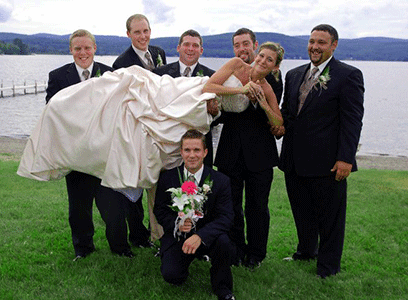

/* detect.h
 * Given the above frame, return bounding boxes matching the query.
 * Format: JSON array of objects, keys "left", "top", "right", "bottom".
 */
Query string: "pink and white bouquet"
[{"left": 167, "top": 172, "right": 213, "bottom": 237}]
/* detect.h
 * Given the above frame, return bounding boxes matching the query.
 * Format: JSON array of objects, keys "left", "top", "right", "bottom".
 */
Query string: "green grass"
[{"left": 1, "top": 159, "right": 407, "bottom": 299}]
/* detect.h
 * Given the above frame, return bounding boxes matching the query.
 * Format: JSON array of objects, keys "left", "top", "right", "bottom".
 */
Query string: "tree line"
[{"left": 0, "top": 38, "right": 30, "bottom": 55}]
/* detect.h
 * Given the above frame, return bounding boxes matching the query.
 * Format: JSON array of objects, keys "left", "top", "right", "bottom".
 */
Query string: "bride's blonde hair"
[
  {"left": 258, "top": 42, "right": 285, "bottom": 81},
  {"left": 258, "top": 42, "right": 285, "bottom": 67}
]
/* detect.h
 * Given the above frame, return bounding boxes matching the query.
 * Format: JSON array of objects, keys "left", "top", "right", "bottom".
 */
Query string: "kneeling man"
[{"left": 154, "top": 129, "right": 235, "bottom": 300}]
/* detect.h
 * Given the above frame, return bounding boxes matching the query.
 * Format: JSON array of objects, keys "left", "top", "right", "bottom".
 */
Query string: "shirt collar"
[
  {"left": 132, "top": 44, "right": 151, "bottom": 64},
  {"left": 309, "top": 56, "right": 332, "bottom": 78},
  {"left": 179, "top": 61, "right": 198, "bottom": 76},
  {"left": 184, "top": 165, "right": 204, "bottom": 184},
  {"left": 75, "top": 62, "right": 94, "bottom": 81}
]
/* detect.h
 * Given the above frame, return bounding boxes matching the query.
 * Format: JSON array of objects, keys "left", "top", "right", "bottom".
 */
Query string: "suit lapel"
[
  {"left": 91, "top": 62, "right": 100, "bottom": 78},
  {"left": 299, "top": 60, "right": 335, "bottom": 114},
  {"left": 149, "top": 46, "right": 159, "bottom": 67},
  {"left": 66, "top": 63, "right": 81, "bottom": 85},
  {"left": 169, "top": 62, "right": 181, "bottom": 77},
  {"left": 127, "top": 46, "right": 143, "bottom": 66},
  {"left": 198, "top": 166, "right": 210, "bottom": 187},
  {"left": 291, "top": 64, "right": 309, "bottom": 114},
  {"left": 192, "top": 64, "right": 202, "bottom": 77}
]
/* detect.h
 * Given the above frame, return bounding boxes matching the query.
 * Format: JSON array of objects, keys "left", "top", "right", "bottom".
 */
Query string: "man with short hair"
[
  {"left": 113, "top": 14, "right": 167, "bottom": 248},
  {"left": 154, "top": 129, "right": 235, "bottom": 300},
  {"left": 113, "top": 14, "right": 166, "bottom": 70},
  {"left": 213, "top": 28, "right": 282, "bottom": 268},
  {"left": 279, "top": 24, "right": 364, "bottom": 278},
  {"left": 154, "top": 29, "right": 216, "bottom": 166},
  {"left": 45, "top": 29, "right": 134, "bottom": 260},
  {"left": 232, "top": 27, "right": 283, "bottom": 102}
]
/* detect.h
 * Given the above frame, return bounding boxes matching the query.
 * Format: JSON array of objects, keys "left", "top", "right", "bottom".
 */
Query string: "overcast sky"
[{"left": 1, "top": 0, "right": 407, "bottom": 39}]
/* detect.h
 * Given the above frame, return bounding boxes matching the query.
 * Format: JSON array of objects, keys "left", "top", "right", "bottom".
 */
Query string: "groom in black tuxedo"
[
  {"left": 213, "top": 28, "right": 282, "bottom": 268},
  {"left": 113, "top": 14, "right": 166, "bottom": 71},
  {"left": 279, "top": 24, "right": 364, "bottom": 278},
  {"left": 154, "top": 29, "right": 216, "bottom": 167},
  {"left": 154, "top": 129, "right": 235, "bottom": 300},
  {"left": 46, "top": 29, "right": 134, "bottom": 260}
]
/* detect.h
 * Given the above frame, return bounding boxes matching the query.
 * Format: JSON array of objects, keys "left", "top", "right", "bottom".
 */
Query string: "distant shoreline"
[{"left": 1, "top": 136, "right": 407, "bottom": 171}]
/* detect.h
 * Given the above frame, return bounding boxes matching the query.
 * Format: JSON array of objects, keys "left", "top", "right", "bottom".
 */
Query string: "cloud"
[
  {"left": 142, "top": 0, "right": 175, "bottom": 24},
  {"left": 0, "top": 0, "right": 13, "bottom": 22}
]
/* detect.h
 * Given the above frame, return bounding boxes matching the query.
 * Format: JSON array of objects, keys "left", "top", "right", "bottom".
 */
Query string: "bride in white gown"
[
  {"left": 203, "top": 41, "right": 284, "bottom": 126},
  {"left": 17, "top": 42, "right": 283, "bottom": 191},
  {"left": 17, "top": 66, "right": 217, "bottom": 190}
]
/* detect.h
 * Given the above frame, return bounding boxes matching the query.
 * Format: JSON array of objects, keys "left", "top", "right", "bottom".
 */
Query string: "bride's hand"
[
  {"left": 242, "top": 81, "right": 262, "bottom": 102},
  {"left": 256, "top": 89, "right": 270, "bottom": 110}
]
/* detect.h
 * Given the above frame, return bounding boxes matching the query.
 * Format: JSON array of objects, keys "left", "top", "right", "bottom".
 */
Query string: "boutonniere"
[
  {"left": 315, "top": 66, "right": 330, "bottom": 90},
  {"left": 156, "top": 54, "right": 164, "bottom": 67},
  {"left": 167, "top": 169, "right": 213, "bottom": 237},
  {"left": 196, "top": 69, "right": 204, "bottom": 77},
  {"left": 95, "top": 68, "right": 101, "bottom": 77}
]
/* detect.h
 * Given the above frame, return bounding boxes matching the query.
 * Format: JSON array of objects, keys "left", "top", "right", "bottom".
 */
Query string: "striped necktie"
[{"left": 297, "top": 67, "right": 319, "bottom": 114}]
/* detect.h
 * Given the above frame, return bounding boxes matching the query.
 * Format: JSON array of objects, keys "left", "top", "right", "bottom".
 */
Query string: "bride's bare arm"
[
  {"left": 256, "top": 82, "right": 283, "bottom": 126},
  {"left": 202, "top": 58, "right": 255, "bottom": 96}
]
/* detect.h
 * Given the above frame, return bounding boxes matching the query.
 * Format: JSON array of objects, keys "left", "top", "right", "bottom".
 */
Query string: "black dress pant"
[
  {"left": 66, "top": 171, "right": 131, "bottom": 256},
  {"left": 218, "top": 150, "right": 273, "bottom": 262},
  {"left": 160, "top": 233, "right": 233, "bottom": 298},
  {"left": 125, "top": 192, "right": 150, "bottom": 246},
  {"left": 284, "top": 170, "right": 347, "bottom": 277}
]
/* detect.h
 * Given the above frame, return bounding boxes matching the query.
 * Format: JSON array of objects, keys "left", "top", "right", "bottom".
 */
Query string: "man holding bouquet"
[{"left": 154, "top": 129, "right": 236, "bottom": 300}]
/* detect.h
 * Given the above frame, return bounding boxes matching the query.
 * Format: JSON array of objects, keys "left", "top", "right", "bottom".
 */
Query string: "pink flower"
[
  {"left": 178, "top": 211, "right": 185, "bottom": 218},
  {"left": 181, "top": 181, "right": 198, "bottom": 195}
]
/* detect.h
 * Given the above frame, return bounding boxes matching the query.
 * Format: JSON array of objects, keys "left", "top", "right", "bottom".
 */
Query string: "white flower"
[
  {"left": 172, "top": 194, "right": 189, "bottom": 210},
  {"left": 202, "top": 184, "right": 211, "bottom": 193}
]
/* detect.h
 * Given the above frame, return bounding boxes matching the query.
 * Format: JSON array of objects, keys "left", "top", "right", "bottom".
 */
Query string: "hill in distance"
[{"left": 1, "top": 31, "right": 407, "bottom": 61}]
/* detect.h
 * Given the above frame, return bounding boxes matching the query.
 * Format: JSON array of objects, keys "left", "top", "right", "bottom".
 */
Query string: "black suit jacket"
[
  {"left": 154, "top": 165, "right": 233, "bottom": 253},
  {"left": 153, "top": 61, "right": 215, "bottom": 78},
  {"left": 112, "top": 45, "right": 167, "bottom": 70},
  {"left": 153, "top": 61, "right": 215, "bottom": 167},
  {"left": 279, "top": 57, "right": 364, "bottom": 176},
  {"left": 45, "top": 62, "right": 113, "bottom": 103},
  {"left": 213, "top": 67, "right": 282, "bottom": 173},
  {"left": 265, "top": 71, "right": 283, "bottom": 104}
]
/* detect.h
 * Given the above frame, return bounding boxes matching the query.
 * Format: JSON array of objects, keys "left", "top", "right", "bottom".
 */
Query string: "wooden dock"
[{"left": 0, "top": 80, "right": 47, "bottom": 98}]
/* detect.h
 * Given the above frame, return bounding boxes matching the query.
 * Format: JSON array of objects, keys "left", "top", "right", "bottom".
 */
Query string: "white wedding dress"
[
  {"left": 17, "top": 66, "right": 216, "bottom": 190},
  {"left": 218, "top": 75, "right": 250, "bottom": 113}
]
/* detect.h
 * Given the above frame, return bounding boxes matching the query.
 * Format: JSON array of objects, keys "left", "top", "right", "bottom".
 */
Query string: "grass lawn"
[{"left": 1, "top": 158, "right": 407, "bottom": 299}]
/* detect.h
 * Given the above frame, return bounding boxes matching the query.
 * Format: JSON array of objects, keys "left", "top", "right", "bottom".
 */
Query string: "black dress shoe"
[
  {"left": 292, "top": 251, "right": 317, "bottom": 261},
  {"left": 218, "top": 293, "right": 236, "bottom": 300},
  {"left": 244, "top": 257, "right": 261, "bottom": 270},
  {"left": 73, "top": 255, "right": 85, "bottom": 262},
  {"left": 116, "top": 250, "right": 134, "bottom": 258},
  {"left": 197, "top": 254, "right": 210, "bottom": 262},
  {"left": 132, "top": 240, "right": 155, "bottom": 248}
]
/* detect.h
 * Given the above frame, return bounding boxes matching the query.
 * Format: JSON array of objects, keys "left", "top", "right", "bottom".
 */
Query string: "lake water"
[{"left": 1, "top": 55, "right": 407, "bottom": 157}]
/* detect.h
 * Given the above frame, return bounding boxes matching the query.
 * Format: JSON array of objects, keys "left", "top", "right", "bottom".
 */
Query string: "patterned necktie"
[
  {"left": 297, "top": 67, "right": 319, "bottom": 114},
  {"left": 182, "top": 67, "right": 191, "bottom": 77},
  {"left": 82, "top": 69, "right": 90, "bottom": 80},
  {"left": 145, "top": 52, "right": 154, "bottom": 70},
  {"left": 187, "top": 174, "right": 196, "bottom": 184}
]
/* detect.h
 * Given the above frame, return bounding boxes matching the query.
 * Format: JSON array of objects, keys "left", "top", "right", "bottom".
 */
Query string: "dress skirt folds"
[{"left": 17, "top": 66, "right": 215, "bottom": 190}]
